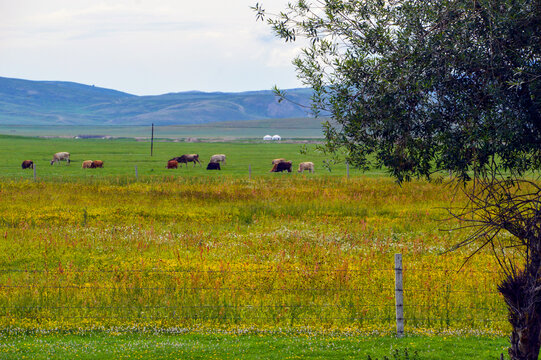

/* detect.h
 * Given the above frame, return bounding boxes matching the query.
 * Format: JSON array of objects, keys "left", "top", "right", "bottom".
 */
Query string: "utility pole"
[{"left": 151, "top": 123, "right": 154, "bottom": 156}]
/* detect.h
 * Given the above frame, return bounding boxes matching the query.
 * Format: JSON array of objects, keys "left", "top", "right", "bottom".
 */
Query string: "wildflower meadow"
[{"left": 0, "top": 136, "right": 513, "bottom": 358}]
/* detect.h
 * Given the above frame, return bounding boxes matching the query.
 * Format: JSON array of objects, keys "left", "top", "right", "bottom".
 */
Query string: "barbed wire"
[
  {"left": 0, "top": 313, "right": 509, "bottom": 323},
  {"left": 0, "top": 267, "right": 502, "bottom": 274},
  {"left": 0, "top": 264, "right": 508, "bottom": 328},
  {"left": 0, "top": 304, "right": 507, "bottom": 311},
  {"left": 0, "top": 284, "right": 392, "bottom": 292}
]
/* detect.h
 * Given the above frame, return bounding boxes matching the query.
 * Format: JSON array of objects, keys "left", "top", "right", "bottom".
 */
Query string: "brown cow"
[
  {"left": 170, "top": 154, "right": 201, "bottom": 167},
  {"left": 271, "top": 161, "right": 292, "bottom": 173},
  {"left": 21, "top": 160, "right": 33, "bottom": 169},
  {"left": 91, "top": 160, "right": 104, "bottom": 168},
  {"left": 167, "top": 160, "right": 179, "bottom": 169},
  {"left": 82, "top": 160, "right": 93, "bottom": 169}
]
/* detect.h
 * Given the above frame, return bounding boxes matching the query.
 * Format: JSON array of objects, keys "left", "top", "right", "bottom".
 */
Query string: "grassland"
[
  {"left": 0, "top": 135, "right": 514, "bottom": 358},
  {"left": 0, "top": 133, "right": 377, "bottom": 181},
  {"left": 0, "top": 332, "right": 509, "bottom": 359}
]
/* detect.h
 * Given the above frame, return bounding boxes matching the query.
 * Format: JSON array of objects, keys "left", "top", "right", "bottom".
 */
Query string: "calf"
[
  {"left": 167, "top": 160, "right": 179, "bottom": 169},
  {"left": 21, "top": 160, "right": 33, "bottom": 169}
]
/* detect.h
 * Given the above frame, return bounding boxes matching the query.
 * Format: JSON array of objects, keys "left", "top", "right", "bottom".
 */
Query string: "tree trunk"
[
  {"left": 500, "top": 254, "right": 541, "bottom": 360},
  {"left": 508, "top": 308, "right": 541, "bottom": 360}
]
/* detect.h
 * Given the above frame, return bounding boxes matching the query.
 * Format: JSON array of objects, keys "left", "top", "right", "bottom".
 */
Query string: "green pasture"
[
  {"left": 0, "top": 134, "right": 382, "bottom": 180},
  {"left": 0, "top": 332, "right": 509, "bottom": 359}
]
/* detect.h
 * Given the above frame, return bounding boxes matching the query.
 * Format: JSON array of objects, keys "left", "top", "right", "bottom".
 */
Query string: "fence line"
[
  {"left": 0, "top": 253, "right": 508, "bottom": 334},
  {"left": 0, "top": 268, "right": 502, "bottom": 274}
]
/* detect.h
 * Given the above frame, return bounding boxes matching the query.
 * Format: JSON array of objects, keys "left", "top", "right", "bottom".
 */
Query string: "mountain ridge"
[{"left": 0, "top": 76, "right": 314, "bottom": 126}]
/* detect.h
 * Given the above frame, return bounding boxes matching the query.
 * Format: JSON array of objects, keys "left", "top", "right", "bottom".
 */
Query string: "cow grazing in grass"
[
  {"left": 206, "top": 162, "right": 221, "bottom": 170},
  {"left": 210, "top": 154, "right": 226, "bottom": 164},
  {"left": 170, "top": 154, "right": 201, "bottom": 167},
  {"left": 21, "top": 160, "right": 33, "bottom": 169},
  {"left": 167, "top": 160, "right": 179, "bottom": 169},
  {"left": 82, "top": 160, "right": 93, "bottom": 169},
  {"left": 272, "top": 158, "right": 286, "bottom": 165},
  {"left": 50, "top": 152, "right": 70, "bottom": 165},
  {"left": 271, "top": 161, "right": 292, "bottom": 173},
  {"left": 91, "top": 160, "right": 103, "bottom": 168},
  {"left": 298, "top": 162, "right": 314, "bottom": 173}
]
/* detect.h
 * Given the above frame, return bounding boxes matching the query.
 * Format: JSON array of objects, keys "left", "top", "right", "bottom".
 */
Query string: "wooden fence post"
[
  {"left": 395, "top": 253, "right": 404, "bottom": 337},
  {"left": 346, "top": 162, "right": 350, "bottom": 178},
  {"left": 249, "top": 164, "right": 252, "bottom": 180},
  {"left": 33, "top": 164, "right": 36, "bottom": 182},
  {"left": 135, "top": 165, "right": 138, "bottom": 181}
]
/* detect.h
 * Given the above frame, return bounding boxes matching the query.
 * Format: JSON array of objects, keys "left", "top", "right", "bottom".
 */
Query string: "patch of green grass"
[{"left": 0, "top": 332, "right": 510, "bottom": 359}]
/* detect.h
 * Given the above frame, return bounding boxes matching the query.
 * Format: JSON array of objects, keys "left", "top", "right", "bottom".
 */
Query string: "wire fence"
[{"left": 0, "top": 256, "right": 508, "bottom": 331}]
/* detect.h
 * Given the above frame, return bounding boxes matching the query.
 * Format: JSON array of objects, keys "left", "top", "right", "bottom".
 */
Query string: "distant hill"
[{"left": 0, "top": 77, "right": 315, "bottom": 126}]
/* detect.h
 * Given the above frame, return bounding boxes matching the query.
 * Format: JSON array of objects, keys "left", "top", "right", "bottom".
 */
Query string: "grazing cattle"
[
  {"left": 91, "top": 160, "right": 104, "bottom": 168},
  {"left": 298, "top": 162, "right": 314, "bottom": 173},
  {"left": 21, "top": 160, "right": 33, "bottom": 169},
  {"left": 167, "top": 160, "right": 179, "bottom": 169},
  {"left": 170, "top": 154, "right": 201, "bottom": 167},
  {"left": 272, "top": 158, "right": 286, "bottom": 165},
  {"left": 206, "top": 162, "right": 221, "bottom": 170},
  {"left": 210, "top": 154, "right": 226, "bottom": 164},
  {"left": 271, "top": 161, "right": 292, "bottom": 173},
  {"left": 82, "top": 160, "right": 93, "bottom": 169},
  {"left": 50, "top": 152, "right": 70, "bottom": 165}
]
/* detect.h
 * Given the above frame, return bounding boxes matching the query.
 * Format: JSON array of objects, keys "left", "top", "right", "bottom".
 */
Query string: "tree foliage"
[
  {"left": 257, "top": 1, "right": 541, "bottom": 358},
  {"left": 255, "top": 0, "right": 541, "bottom": 182}
]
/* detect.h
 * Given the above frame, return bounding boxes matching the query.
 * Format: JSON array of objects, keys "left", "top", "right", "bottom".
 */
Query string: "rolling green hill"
[{"left": 0, "top": 77, "right": 314, "bottom": 126}]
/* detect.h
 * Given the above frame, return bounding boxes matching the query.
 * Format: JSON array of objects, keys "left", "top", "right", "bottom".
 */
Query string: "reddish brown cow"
[
  {"left": 167, "top": 160, "right": 179, "bottom": 169},
  {"left": 91, "top": 160, "right": 104, "bottom": 168},
  {"left": 21, "top": 160, "right": 33, "bottom": 169}
]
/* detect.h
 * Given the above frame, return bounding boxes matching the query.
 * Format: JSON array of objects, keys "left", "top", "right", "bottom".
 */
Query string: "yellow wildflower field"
[{"left": 0, "top": 177, "right": 508, "bottom": 334}]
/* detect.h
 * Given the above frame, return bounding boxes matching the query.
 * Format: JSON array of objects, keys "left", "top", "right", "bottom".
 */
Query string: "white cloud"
[{"left": 0, "top": 0, "right": 305, "bottom": 94}]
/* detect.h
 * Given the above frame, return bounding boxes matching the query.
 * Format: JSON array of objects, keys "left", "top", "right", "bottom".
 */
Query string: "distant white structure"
[
  {"left": 263, "top": 135, "right": 272, "bottom": 141},
  {"left": 272, "top": 135, "right": 281, "bottom": 141}
]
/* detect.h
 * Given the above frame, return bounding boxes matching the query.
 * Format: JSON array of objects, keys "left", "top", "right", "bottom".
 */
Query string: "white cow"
[
  {"left": 298, "top": 162, "right": 314, "bottom": 173},
  {"left": 50, "top": 152, "right": 70, "bottom": 165},
  {"left": 210, "top": 154, "right": 226, "bottom": 164}
]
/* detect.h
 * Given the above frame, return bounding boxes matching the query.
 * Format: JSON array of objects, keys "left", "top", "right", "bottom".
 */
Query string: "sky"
[{"left": 0, "top": 0, "right": 305, "bottom": 95}]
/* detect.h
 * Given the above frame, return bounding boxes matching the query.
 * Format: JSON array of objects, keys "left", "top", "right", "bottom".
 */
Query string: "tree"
[{"left": 255, "top": 0, "right": 541, "bottom": 358}]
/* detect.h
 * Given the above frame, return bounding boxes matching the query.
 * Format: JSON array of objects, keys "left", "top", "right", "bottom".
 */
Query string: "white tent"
[
  {"left": 263, "top": 135, "right": 272, "bottom": 141},
  {"left": 272, "top": 135, "right": 281, "bottom": 141}
]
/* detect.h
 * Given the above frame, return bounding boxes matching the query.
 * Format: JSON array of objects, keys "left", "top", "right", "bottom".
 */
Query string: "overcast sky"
[{"left": 0, "top": 0, "right": 304, "bottom": 95}]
